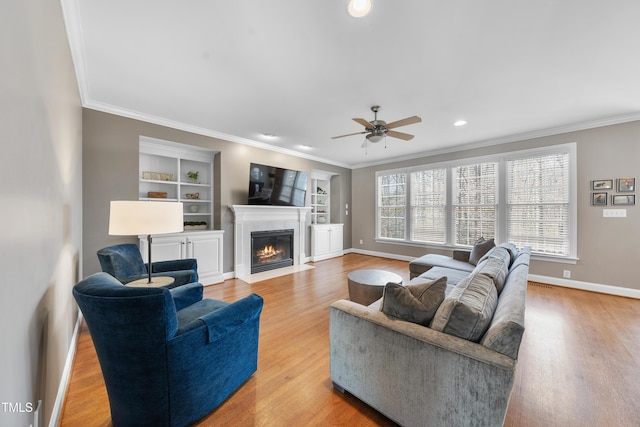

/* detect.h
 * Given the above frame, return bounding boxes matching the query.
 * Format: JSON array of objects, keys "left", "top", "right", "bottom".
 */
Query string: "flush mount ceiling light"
[{"left": 348, "top": 0, "right": 372, "bottom": 17}]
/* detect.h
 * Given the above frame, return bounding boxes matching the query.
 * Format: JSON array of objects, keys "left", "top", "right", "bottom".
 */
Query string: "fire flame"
[{"left": 256, "top": 245, "right": 285, "bottom": 263}]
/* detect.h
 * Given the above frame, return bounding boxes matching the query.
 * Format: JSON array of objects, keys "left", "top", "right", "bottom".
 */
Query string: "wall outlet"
[
  {"left": 563, "top": 270, "right": 571, "bottom": 279},
  {"left": 359, "top": 239, "right": 363, "bottom": 245}
]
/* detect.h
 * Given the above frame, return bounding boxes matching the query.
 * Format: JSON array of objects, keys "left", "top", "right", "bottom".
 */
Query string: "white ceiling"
[{"left": 63, "top": 0, "right": 640, "bottom": 168}]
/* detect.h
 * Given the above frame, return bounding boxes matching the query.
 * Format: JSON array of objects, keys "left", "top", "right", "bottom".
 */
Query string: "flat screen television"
[{"left": 248, "top": 163, "right": 308, "bottom": 207}]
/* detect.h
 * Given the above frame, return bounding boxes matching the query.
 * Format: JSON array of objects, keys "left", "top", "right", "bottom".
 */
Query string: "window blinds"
[{"left": 507, "top": 152, "right": 570, "bottom": 255}]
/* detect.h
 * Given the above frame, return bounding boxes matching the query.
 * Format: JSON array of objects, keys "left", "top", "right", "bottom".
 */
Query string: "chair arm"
[
  {"left": 452, "top": 250, "right": 471, "bottom": 262},
  {"left": 148, "top": 258, "right": 198, "bottom": 273},
  {"left": 169, "top": 282, "right": 203, "bottom": 311},
  {"left": 198, "top": 294, "right": 264, "bottom": 344}
]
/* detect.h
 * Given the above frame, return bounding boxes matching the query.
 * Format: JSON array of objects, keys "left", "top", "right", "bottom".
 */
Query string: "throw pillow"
[
  {"left": 380, "top": 277, "right": 447, "bottom": 326},
  {"left": 469, "top": 237, "right": 495, "bottom": 265},
  {"left": 473, "top": 256, "right": 509, "bottom": 293},
  {"left": 498, "top": 242, "right": 518, "bottom": 266},
  {"left": 430, "top": 273, "right": 498, "bottom": 342}
]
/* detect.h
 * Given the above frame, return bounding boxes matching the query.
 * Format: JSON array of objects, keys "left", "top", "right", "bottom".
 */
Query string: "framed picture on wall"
[
  {"left": 612, "top": 194, "right": 635, "bottom": 206},
  {"left": 592, "top": 179, "right": 613, "bottom": 190},
  {"left": 617, "top": 178, "right": 635, "bottom": 192},
  {"left": 591, "top": 192, "right": 608, "bottom": 206}
]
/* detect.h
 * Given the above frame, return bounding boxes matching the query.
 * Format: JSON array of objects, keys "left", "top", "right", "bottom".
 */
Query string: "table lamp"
[{"left": 108, "top": 200, "right": 184, "bottom": 284}]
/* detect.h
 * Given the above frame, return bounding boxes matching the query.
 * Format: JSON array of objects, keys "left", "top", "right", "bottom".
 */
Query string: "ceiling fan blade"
[
  {"left": 386, "top": 130, "right": 415, "bottom": 141},
  {"left": 352, "top": 118, "right": 373, "bottom": 128},
  {"left": 331, "top": 131, "right": 367, "bottom": 139},
  {"left": 385, "top": 115, "right": 422, "bottom": 129}
]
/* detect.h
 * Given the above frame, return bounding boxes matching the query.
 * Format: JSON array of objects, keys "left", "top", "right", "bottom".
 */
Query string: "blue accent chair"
[
  {"left": 73, "top": 272, "right": 264, "bottom": 427},
  {"left": 97, "top": 243, "right": 198, "bottom": 288}
]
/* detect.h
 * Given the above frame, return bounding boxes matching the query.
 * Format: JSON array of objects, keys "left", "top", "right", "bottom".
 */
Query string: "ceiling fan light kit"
[{"left": 332, "top": 105, "right": 422, "bottom": 151}]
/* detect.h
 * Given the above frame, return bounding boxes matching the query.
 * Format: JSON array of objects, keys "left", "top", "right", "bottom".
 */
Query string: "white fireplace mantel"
[{"left": 230, "top": 205, "right": 312, "bottom": 279}]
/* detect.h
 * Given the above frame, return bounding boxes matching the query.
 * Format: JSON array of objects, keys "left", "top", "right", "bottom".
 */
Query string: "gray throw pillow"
[
  {"left": 473, "top": 256, "right": 509, "bottom": 293},
  {"left": 469, "top": 237, "right": 495, "bottom": 265},
  {"left": 380, "top": 277, "right": 447, "bottom": 326},
  {"left": 430, "top": 273, "right": 498, "bottom": 342}
]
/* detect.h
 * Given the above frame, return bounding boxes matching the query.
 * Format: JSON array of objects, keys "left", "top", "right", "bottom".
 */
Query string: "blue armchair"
[
  {"left": 73, "top": 272, "right": 264, "bottom": 427},
  {"left": 97, "top": 243, "right": 198, "bottom": 288}
]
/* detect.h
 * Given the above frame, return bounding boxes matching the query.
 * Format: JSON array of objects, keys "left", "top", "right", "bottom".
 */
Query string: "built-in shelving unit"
[
  {"left": 310, "top": 170, "right": 335, "bottom": 224},
  {"left": 139, "top": 137, "right": 215, "bottom": 229}
]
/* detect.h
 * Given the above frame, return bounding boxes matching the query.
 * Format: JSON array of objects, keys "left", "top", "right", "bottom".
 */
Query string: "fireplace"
[{"left": 251, "top": 229, "right": 294, "bottom": 274}]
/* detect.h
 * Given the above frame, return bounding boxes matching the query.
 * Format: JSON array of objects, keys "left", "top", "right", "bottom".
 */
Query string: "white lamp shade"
[{"left": 109, "top": 201, "right": 184, "bottom": 236}]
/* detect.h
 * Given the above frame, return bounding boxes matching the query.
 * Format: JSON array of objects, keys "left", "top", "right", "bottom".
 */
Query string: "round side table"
[
  {"left": 126, "top": 276, "right": 175, "bottom": 288},
  {"left": 347, "top": 269, "right": 403, "bottom": 306}
]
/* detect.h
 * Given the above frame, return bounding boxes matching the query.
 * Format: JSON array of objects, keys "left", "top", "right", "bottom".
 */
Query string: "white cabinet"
[
  {"left": 310, "top": 224, "right": 344, "bottom": 261},
  {"left": 139, "top": 230, "right": 224, "bottom": 285},
  {"left": 139, "top": 137, "right": 216, "bottom": 230}
]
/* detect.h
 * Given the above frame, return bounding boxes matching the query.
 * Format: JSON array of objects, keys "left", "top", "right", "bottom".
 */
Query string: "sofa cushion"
[
  {"left": 409, "top": 254, "right": 475, "bottom": 278},
  {"left": 380, "top": 277, "right": 447, "bottom": 326},
  {"left": 473, "top": 256, "right": 509, "bottom": 293},
  {"left": 469, "top": 237, "right": 495, "bottom": 265},
  {"left": 430, "top": 273, "right": 498, "bottom": 342},
  {"left": 478, "top": 246, "right": 511, "bottom": 268},
  {"left": 416, "top": 267, "right": 470, "bottom": 289},
  {"left": 497, "top": 242, "right": 518, "bottom": 266}
]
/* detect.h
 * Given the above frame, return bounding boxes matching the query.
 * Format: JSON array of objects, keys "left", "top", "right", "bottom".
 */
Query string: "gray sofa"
[{"left": 330, "top": 244, "right": 530, "bottom": 427}]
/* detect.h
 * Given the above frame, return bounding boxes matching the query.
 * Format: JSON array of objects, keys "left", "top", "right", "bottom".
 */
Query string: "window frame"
[{"left": 375, "top": 143, "right": 577, "bottom": 262}]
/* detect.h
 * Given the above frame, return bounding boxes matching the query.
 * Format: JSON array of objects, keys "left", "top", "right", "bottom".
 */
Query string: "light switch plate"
[{"left": 603, "top": 209, "right": 627, "bottom": 218}]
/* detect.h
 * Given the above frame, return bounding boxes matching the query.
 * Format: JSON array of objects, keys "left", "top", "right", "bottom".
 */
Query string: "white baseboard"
[
  {"left": 49, "top": 309, "right": 83, "bottom": 427},
  {"left": 349, "top": 248, "right": 640, "bottom": 299},
  {"left": 528, "top": 274, "right": 640, "bottom": 299},
  {"left": 348, "top": 247, "right": 416, "bottom": 262}
]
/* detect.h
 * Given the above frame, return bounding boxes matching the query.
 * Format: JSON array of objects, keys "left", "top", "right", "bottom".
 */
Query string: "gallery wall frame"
[
  {"left": 591, "top": 192, "right": 608, "bottom": 206},
  {"left": 617, "top": 178, "right": 635, "bottom": 192},
  {"left": 592, "top": 179, "right": 613, "bottom": 190},
  {"left": 612, "top": 194, "right": 635, "bottom": 206}
]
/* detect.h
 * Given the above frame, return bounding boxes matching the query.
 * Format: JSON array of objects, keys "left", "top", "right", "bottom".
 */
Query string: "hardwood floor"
[{"left": 60, "top": 254, "right": 640, "bottom": 426}]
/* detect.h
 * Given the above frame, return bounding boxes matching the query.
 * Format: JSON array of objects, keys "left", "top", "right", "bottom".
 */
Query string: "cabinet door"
[
  {"left": 140, "top": 236, "right": 185, "bottom": 263},
  {"left": 314, "top": 227, "right": 331, "bottom": 256},
  {"left": 329, "top": 226, "right": 344, "bottom": 253},
  {"left": 186, "top": 234, "right": 222, "bottom": 279}
]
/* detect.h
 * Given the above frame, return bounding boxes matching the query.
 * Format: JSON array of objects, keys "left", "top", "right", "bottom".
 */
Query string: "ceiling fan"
[{"left": 332, "top": 105, "right": 422, "bottom": 147}]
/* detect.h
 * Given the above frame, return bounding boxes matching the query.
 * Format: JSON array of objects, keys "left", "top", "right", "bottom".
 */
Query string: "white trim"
[
  {"left": 350, "top": 248, "right": 640, "bottom": 299},
  {"left": 349, "top": 247, "right": 416, "bottom": 262},
  {"left": 528, "top": 274, "right": 640, "bottom": 300},
  {"left": 350, "top": 113, "right": 640, "bottom": 169},
  {"left": 48, "top": 309, "right": 83, "bottom": 427}
]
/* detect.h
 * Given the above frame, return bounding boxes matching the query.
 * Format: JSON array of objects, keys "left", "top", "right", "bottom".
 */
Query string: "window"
[
  {"left": 507, "top": 152, "right": 570, "bottom": 256},
  {"left": 375, "top": 143, "right": 576, "bottom": 259},
  {"left": 453, "top": 162, "right": 497, "bottom": 246},
  {"left": 377, "top": 172, "right": 407, "bottom": 240},
  {"left": 410, "top": 168, "right": 447, "bottom": 244}
]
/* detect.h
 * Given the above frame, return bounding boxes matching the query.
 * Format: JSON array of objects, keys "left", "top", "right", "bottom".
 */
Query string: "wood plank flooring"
[{"left": 60, "top": 254, "right": 640, "bottom": 426}]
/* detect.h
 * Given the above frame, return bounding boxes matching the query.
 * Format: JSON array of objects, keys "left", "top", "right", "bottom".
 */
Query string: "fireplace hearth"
[{"left": 251, "top": 229, "right": 294, "bottom": 274}]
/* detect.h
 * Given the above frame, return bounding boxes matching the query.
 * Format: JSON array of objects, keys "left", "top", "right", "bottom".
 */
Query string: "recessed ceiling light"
[
  {"left": 454, "top": 120, "right": 467, "bottom": 127},
  {"left": 348, "top": 0, "right": 372, "bottom": 18},
  {"left": 299, "top": 144, "right": 313, "bottom": 150},
  {"left": 262, "top": 133, "right": 277, "bottom": 139}
]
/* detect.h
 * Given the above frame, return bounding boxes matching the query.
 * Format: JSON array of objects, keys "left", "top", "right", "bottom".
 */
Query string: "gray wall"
[
  {"left": 82, "top": 109, "right": 352, "bottom": 277},
  {"left": 353, "top": 121, "right": 640, "bottom": 291},
  {"left": 0, "top": 2, "right": 83, "bottom": 426}
]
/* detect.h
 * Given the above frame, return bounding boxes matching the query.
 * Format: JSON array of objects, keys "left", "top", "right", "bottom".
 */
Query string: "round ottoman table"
[{"left": 347, "top": 269, "right": 403, "bottom": 306}]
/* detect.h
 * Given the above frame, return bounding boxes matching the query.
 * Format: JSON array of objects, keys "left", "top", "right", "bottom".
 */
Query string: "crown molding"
[{"left": 350, "top": 112, "right": 640, "bottom": 169}]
